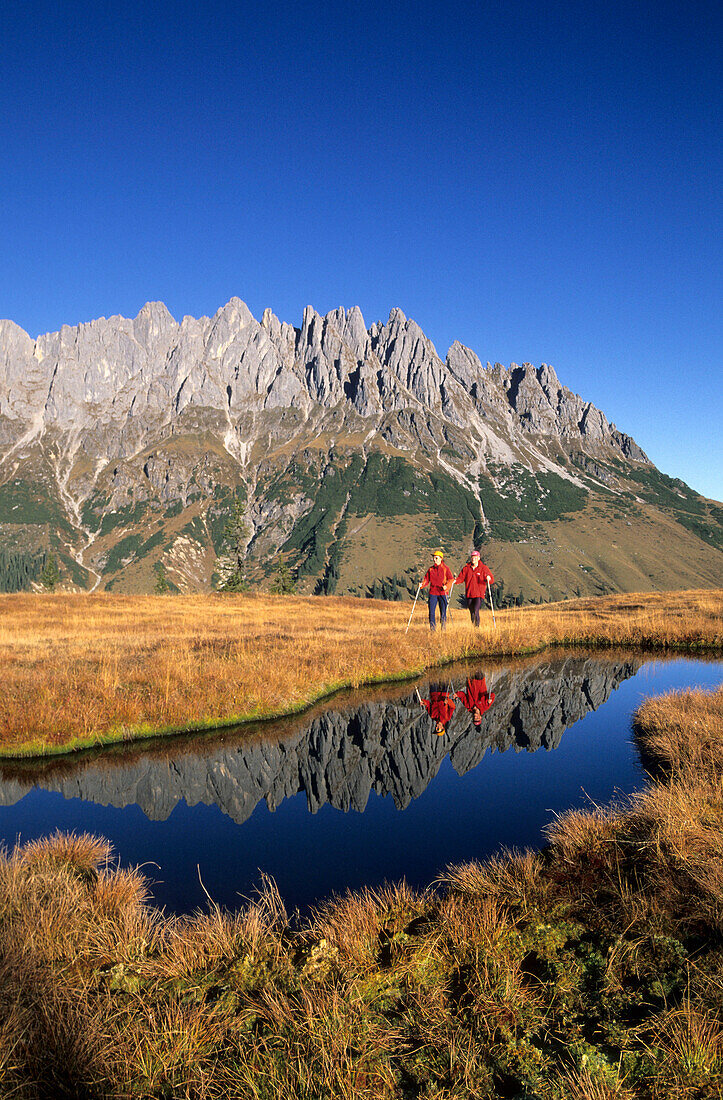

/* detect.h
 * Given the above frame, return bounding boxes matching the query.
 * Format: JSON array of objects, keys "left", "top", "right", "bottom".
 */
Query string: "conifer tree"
[
  {"left": 0, "top": 550, "right": 43, "bottom": 592},
  {"left": 153, "top": 562, "right": 170, "bottom": 594},
  {"left": 270, "top": 557, "right": 297, "bottom": 594},
  {"left": 40, "top": 553, "right": 60, "bottom": 591},
  {"left": 218, "top": 496, "right": 250, "bottom": 591}
]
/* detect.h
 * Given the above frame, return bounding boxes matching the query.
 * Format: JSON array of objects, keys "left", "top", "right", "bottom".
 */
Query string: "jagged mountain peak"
[
  {"left": 0, "top": 318, "right": 33, "bottom": 343},
  {"left": 0, "top": 320, "right": 35, "bottom": 368},
  {"left": 133, "top": 301, "right": 178, "bottom": 345}
]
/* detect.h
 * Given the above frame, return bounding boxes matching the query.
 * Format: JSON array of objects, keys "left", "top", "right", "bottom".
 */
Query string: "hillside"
[{"left": 0, "top": 299, "right": 721, "bottom": 598}]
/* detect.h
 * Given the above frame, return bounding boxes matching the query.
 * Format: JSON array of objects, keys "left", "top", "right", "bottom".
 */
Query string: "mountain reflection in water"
[{"left": 0, "top": 654, "right": 641, "bottom": 823}]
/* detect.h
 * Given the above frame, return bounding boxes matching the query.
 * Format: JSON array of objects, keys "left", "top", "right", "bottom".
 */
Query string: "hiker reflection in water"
[
  {"left": 419, "top": 682, "right": 456, "bottom": 736},
  {"left": 455, "top": 676, "right": 495, "bottom": 728}
]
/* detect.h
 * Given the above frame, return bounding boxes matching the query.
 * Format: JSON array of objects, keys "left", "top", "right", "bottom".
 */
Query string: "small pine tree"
[
  {"left": 221, "top": 570, "right": 250, "bottom": 593},
  {"left": 270, "top": 557, "right": 297, "bottom": 594},
  {"left": 40, "top": 552, "right": 60, "bottom": 591},
  {"left": 153, "top": 562, "right": 170, "bottom": 594},
  {"left": 218, "top": 496, "right": 250, "bottom": 591}
]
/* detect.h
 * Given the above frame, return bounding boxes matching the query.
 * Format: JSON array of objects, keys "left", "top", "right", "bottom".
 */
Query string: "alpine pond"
[{"left": 0, "top": 650, "right": 720, "bottom": 913}]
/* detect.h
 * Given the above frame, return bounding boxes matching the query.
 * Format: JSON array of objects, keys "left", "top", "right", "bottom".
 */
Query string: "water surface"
[{"left": 0, "top": 651, "right": 719, "bottom": 913}]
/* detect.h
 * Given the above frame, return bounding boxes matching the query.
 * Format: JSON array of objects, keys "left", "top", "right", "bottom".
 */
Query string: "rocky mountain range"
[
  {"left": 0, "top": 654, "right": 640, "bottom": 823},
  {"left": 0, "top": 299, "right": 721, "bottom": 599}
]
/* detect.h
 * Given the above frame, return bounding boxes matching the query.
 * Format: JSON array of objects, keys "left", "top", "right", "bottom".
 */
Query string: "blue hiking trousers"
[{"left": 428, "top": 593, "right": 448, "bottom": 631}]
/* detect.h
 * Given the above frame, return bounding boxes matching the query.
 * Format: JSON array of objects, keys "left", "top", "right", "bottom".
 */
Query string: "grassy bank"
[
  {"left": 0, "top": 587, "right": 721, "bottom": 757},
  {"left": 1, "top": 684, "right": 722, "bottom": 1098}
]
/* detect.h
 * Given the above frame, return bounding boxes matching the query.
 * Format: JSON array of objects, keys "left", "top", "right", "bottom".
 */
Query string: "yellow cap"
[{"left": 433, "top": 548, "right": 444, "bottom": 557}]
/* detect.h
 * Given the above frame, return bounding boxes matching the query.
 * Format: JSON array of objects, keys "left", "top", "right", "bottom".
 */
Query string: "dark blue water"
[{"left": 0, "top": 653, "right": 719, "bottom": 914}]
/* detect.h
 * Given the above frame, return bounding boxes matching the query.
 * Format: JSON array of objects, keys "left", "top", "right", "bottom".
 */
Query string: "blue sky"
[{"left": 2, "top": 0, "right": 721, "bottom": 499}]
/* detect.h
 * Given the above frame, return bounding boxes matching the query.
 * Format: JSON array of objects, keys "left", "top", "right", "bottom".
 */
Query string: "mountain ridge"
[{"left": 0, "top": 298, "right": 721, "bottom": 599}]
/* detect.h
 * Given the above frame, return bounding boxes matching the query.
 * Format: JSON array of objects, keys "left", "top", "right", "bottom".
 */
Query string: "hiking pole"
[
  {"left": 486, "top": 577, "right": 496, "bottom": 627},
  {"left": 445, "top": 580, "right": 455, "bottom": 624},
  {"left": 405, "top": 582, "right": 423, "bottom": 634}
]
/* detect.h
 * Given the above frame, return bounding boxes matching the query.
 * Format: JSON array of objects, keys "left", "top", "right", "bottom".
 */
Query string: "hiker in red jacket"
[
  {"left": 420, "top": 549, "right": 454, "bottom": 632},
  {"left": 419, "top": 683, "right": 456, "bottom": 736},
  {"left": 456, "top": 675, "right": 495, "bottom": 728},
  {"left": 455, "top": 549, "right": 494, "bottom": 628}
]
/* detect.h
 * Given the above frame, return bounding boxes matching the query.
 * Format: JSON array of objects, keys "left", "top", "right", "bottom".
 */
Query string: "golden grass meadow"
[{"left": 0, "top": 587, "right": 721, "bottom": 757}]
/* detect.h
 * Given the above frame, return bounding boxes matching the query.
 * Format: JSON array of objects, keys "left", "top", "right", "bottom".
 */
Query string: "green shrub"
[
  {"left": 282, "top": 453, "right": 484, "bottom": 581},
  {"left": 626, "top": 466, "right": 706, "bottom": 514},
  {"left": 180, "top": 517, "right": 207, "bottom": 544},
  {"left": 0, "top": 479, "right": 73, "bottom": 534},
  {"left": 479, "top": 465, "right": 588, "bottom": 540},
  {"left": 103, "top": 534, "right": 143, "bottom": 574},
  {"left": 98, "top": 501, "right": 149, "bottom": 537}
]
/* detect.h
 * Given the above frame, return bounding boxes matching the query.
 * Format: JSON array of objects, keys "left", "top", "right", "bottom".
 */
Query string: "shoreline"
[
  {"left": 0, "top": 588, "right": 720, "bottom": 760},
  {"left": 2, "top": 633, "right": 721, "bottom": 763}
]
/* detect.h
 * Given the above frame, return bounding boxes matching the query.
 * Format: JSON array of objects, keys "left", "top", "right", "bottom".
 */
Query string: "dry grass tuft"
[
  {"left": 624, "top": 779, "right": 723, "bottom": 933},
  {"left": 555, "top": 1064, "right": 636, "bottom": 1099},
  {"left": 440, "top": 848, "right": 542, "bottom": 911},
  {"left": 636, "top": 683, "right": 723, "bottom": 779},
  {"left": 544, "top": 805, "right": 622, "bottom": 863},
  {"left": 16, "top": 829, "right": 111, "bottom": 875},
  {"left": 309, "top": 887, "right": 392, "bottom": 973},
  {"left": 630, "top": 687, "right": 723, "bottom": 933},
  {"left": 645, "top": 1002, "right": 723, "bottom": 1097},
  {"left": 92, "top": 865, "right": 151, "bottom": 922}
]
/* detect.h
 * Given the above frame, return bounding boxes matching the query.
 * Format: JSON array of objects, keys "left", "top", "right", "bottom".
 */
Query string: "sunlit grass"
[
  {"left": 0, "top": 587, "right": 720, "bottom": 755},
  {"left": 635, "top": 683, "right": 723, "bottom": 779}
]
